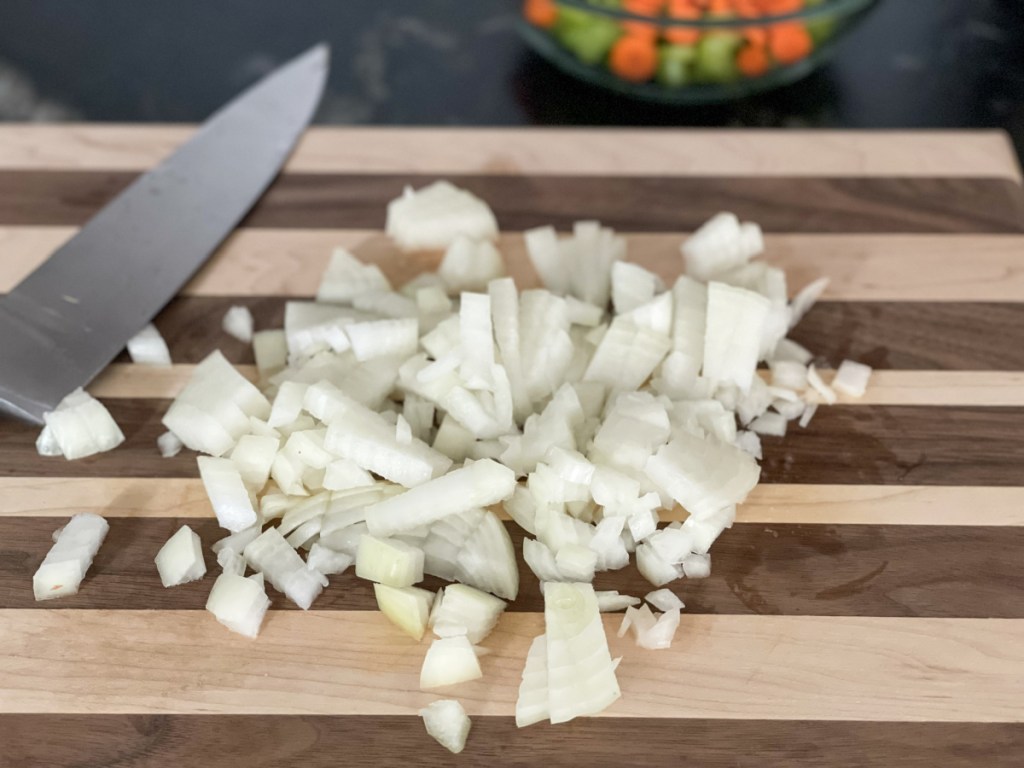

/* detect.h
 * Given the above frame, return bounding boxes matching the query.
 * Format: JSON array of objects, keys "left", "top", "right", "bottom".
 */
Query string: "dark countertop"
[{"left": 0, "top": 0, "right": 1022, "bottom": 159}]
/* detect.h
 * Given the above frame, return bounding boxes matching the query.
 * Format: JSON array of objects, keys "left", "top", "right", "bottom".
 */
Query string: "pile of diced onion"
[{"left": 34, "top": 181, "right": 871, "bottom": 754}]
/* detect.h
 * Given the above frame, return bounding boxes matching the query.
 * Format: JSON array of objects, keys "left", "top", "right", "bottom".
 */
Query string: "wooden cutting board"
[{"left": 2, "top": 127, "right": 1024, "bottom": 767}]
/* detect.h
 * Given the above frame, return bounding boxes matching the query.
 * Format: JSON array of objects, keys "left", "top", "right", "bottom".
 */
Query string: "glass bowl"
[{"left": 518, "top": 0, "right": 879, "bottom": 104}]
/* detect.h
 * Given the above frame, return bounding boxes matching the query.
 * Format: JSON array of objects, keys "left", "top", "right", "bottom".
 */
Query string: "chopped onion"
[
  {"left": 33, "top": 513, "right": 108, "bottom": 600},
  {"left": 252, "top": 329, "right": 288, "bottom": 376},
  {"left": 323, "top": 458, "right": 375, "bottom": 491},
  {"left": 681, "top": 552, "right": 711, "bottom": 579},
  {"left": 429, "top": 583, "right": 506, "bottom": 643},
  {"left": 364, "top": 459, "right": 516, "bottom": 538},
  {"left": 243, "top": 528, "right": 327, "bottom": 609},
  {"left": 515, "top": 634, "right": 550, "bottom": 727},
  {"left": 645, "top": 588, "right": 684, "bottom": 612},
  {"left": 596, "top": 590, "right": 641, "bottom": 612},
  {"left": 611, "top": 261, "right": 661, "bottom": 315},
  {"left": 154, "top": 524, "right": 207, "bottom": 587},
  {"left": 420, "top": 635, "right": 483, "bottom": 690},
  {"left": 749, "top": 411, "right": 787, "bottom": 437},
  {"left": 317, "top": 248, "right": 391, "bottom": 303},
  {"left": 211, "top": 524, "right": 261, "bottom": 556},
  {"left": 833, "top": 359, "right": 873, "bottom": 398},
  {"left": 543, "top": 581, "right": 620, "bottom": 724},
  {"left": 799, "top": 402, "right": 819, "bottom": 428},
  {"left": 39, "top": 388, "right": 125, "bottom": 460},
  {"left": 198, "top": 456, "right": 258, "bottom": 532},
  {"left": 157, "top": 430, "right": 183, "bottom": 458},
  {"left": 682, "top": 212, "right": 763, "bottom": 281},
  {"left": 387, "top": 181, "right": 498, "bottom": 252},
  {"left": 126, "top": 323, "right": 172, "bottom": 366},
  {"left": 636, "top": 607, "right": 680, "bottom": 650},
  {"left": 420, "top": 699, "right": 472, "bottom": 754},
  {"left": 375, "top": 582, "right": 435, "bottom": 640},
  {"left": 222, "top": 305, "right": 254, "bottom": 343},
  {"left": 345, "top": 318, "right": 419, "bottom": 362},
  {"left": 703, "top": 282, "right": 771, "bottom": 392},
  {"left": 205, "top": 572, "right": 270, "bottom": 638},
  {"left": 355, "top": 534, "right": 425, "bottom": 588},
  {"left": 439, "top": 235, "right": 505, "bottom": 293},
  {"left": 229, "top": 434, "right": 279, "bottom": 490},
  {"left": 217, "top": 547, "right": 246, "bottom": 576},
  {"left": 789, "top": 276, "right": 830, "bottom": 329},
  {"left": 806, "top": 364, "right": 838, "bottom": 405}
]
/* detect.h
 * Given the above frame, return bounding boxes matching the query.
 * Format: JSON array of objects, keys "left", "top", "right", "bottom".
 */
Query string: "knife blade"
[{"left": 0, "top": 44, "right": 329, "bottom": 425}]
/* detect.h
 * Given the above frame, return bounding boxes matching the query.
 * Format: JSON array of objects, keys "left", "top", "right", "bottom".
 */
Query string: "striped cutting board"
[{"left": 2, "top": 127, "right": 1024, "bottom": 767}]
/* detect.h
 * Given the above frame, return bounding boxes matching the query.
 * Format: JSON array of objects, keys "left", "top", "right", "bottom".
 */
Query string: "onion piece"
[
  {"left": 703, "top": 282, "right": 771, "bottom": 392},
  {"left": 316, "top": 248, "right": 391, "bottom": 304},
  {"left": 681, "top": 552, "right": 712, "bottom": 579},
  {"left": 33, "top": 513, "right": 108, "bottom": 601},
  {"left": 222, "top": 305, "right": 254, "bottom": 343},
  {"left": 126, "top": 323, "right": 172, "bottom": 366},
  {"left": 645, "top": 432, "right": 760, "bottom": 519},
  {"left": 682, "top": 212, "right": 763, "bottom": 281},
  {"left": 596, "top": 590, "right": 641, "bottom": 612},
  {"left": 799, "top": 402, "right": 819, "bottom": 428},
  {"left": 157, "top": 431, "right": 183, "bottom": 458},
  {"left": 374, "top": 583, "right": 435, "bottom": 640},
  {"left": 420, "top": 635, "right": 483, "bottom": 690},
  {"left": 420, "top": 699, "right": 472, "bottom": 754},
  {"left": 197, "top": 456, "right": 258, "bottom": 533},
  {"left": 515, "top": 634, "right": 550, "bottom": 728},
  {"left": 40, "top": 388, "right": 125, "bottom": 460},
  {"left": 789, "top": 277, "right": 830, "bottom": 329},
  {"left": 355, "top": 534, "right": 425, "bottom": 588},
  {"left": 229, "top": 434, "right": 279, "bottom": 490},
  {"left": 364, "top": 459, "right": 516, "bottom": 538},
  {"left": 216, "top": 547, "right": 246, "bottom": 576},
  {"left": 543, "top": 581, "right": 621, "bottom": 724},
  {"left": 806, "top": 364, "right": 838, "bottom": 405},
  {"left": 252, "top": 329, "right": 288, "bottom": 376},
  {"left": 833, "top": 359, "right": 873, "bottom": 398},
  {"left": 429, "top": 583, "right": 506, "bottom": 643},
  {"left": 439, "top": 235, "right": 505, "bottom": 293},
  {"left": 243, "top": 528, "right": 327, "bottom": 609},
  {"left": 386, "top": 181, "right": 498, "bottom": 252},
  {"left": 637, "top": 607, "right": 680, "bottom": 650},
  {"left": 749, "top": 412, "right": 787, "bottom": 437},
  {"left": 154, "top": 524, "right": 207, "bottom": 587},
  {"left": 645, "top": 588, "right": 685, "bottom": 612},
  {"left": 205, "top": 572, "right": 270, "bottom": 638},
  {"left": 611, "top": 261, "right": 661, "bottom": 314}
]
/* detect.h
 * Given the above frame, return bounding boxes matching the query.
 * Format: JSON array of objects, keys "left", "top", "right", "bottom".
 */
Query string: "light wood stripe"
[
  {"left": 6, "top": 227, "right": 1024, "bottom": 302},
  {"left": 0, "top": 126, "right": 1018, "bottom": 180},
  {"left": 2, "top": 478, "right": 1020, "bottom": 526},
  {"left": 1, "top": 611, "right": 1020, "bottom": 720},
  {"left": 87, "top": 364, "right": 1024, "bottom": 406}
]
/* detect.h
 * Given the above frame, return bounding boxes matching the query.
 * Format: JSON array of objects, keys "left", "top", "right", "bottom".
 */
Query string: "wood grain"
[
  {"left": 8, "top": 228, "right": 1024, "bottom": 302},
  {"left": 6, "top": 400, "right": 1024, "bottom": 485},
  {"left": 3, "top": 518, "right": 1022, "bottom": 617},
  {"left": 4, "top": 715, "right": 1022, "bottom": 768},
  {"left": 0, "top": 126, "right": 1017, "bottom": 179},
  {"left": 3, "top": 478, "right": 1021, "bottom": 526},
  {"left": 2, "top": 171, "right": 1023, "bottom": 233},
  {"left": 90, "top": 295, "right": 1024, "bottom": 370},
  {"left": 88, "top": 364, "right": 1024, "bottom": 406},
  {"left": 2, "top": 610, "right": 1022, "bottom": 720}
]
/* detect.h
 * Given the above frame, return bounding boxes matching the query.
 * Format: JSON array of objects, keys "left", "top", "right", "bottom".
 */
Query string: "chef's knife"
[{"left": 0, "top": 44, "right": 329, "bottom": 425}]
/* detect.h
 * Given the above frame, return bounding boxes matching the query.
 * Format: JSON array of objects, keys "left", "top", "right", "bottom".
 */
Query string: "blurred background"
[{"left": 0, "top": 0, "right": 1022, "bottom": 157}]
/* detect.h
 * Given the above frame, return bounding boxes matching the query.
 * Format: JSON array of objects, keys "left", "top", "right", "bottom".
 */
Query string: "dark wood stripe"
[
  {"left": 4, "top": 517, "right": 1022, "bottom": 617},
  {"left": 105, "top": 296, "right": 1024, "bottom": 371},
  {"left": 1, "top": 171, "right": 1023, "bottom": 232},
  {"left": 4, "top": 401, "right": 1024, "bottom": 486},
  {"left": 2, "top": 715, "right": 1021, "bottom": 768}
]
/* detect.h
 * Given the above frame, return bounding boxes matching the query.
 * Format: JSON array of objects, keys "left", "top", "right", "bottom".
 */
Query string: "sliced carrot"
[
  {"left": 524, "top": 0, "right": 558, "bottom": 29},
  {"left": 707, "top": 0, "right": 735, "bottom": 14},
  {"left": 737, "top": 44, "right": 770, "bottom": 77},
  {"left": 769, "top": 21, "right": 812, "bottom": 63},
  {"left": 608, "top": 33, "right": 659, "bottom": 82}
]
